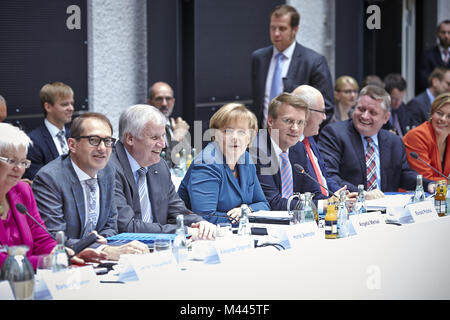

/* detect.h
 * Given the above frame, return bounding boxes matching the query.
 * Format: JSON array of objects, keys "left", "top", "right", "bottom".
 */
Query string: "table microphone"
[
  {"left": 293, "top": 163, "right": 338, "bottom": 198},
  {"left": 16, "top": 203, "right": 99, "bottom": 255},
  {"left": 409, "top": 152, "right": 448, "bottom": 180}
]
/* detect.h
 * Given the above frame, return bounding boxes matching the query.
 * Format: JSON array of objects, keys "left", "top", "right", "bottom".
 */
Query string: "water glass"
[{"left": 154, "top": 238, "right": 171, "bottom": 252}]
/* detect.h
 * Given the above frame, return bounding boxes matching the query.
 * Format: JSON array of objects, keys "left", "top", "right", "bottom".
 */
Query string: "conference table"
[{"left": 37, "top": 193, "right": 448, "bottom": 301}]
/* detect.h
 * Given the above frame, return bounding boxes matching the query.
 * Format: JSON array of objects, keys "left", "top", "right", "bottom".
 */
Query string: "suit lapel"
[
  {"left": 65, "top": 158, "right": 87, "bottom": 232},
  {"left": 378, "top": 131, "right": 391, "bottom": 191},
  {"left": 40, "top": 125, "right": 59, "bottom": 159},
  {"left": 146, "top": 166, "right": 160, "bottom": 223},
  {"left": 349, "top": 122, "right": 367, "bottom": 184},
  {"left": 286, "top": 42, "right": 302, "bottom": 80},
  {"left": 116, "top": 142, "right": 139, "bottom": 199}
]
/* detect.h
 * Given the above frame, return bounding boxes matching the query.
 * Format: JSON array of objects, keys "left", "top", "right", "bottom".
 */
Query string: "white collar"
[
  {"left": 272, "top": 40, "right": 296, "bottom": 60},
  {"left": 70, "top": 158, "right": 97, "bottom": 181},
  {"left": 44, "top": 119, "right": 65, "bottom": 138}
]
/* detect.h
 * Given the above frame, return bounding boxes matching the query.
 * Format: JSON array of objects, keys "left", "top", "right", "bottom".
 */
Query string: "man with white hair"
[{"left": 109, "top": 104, "right": 215, "bottom": 239}]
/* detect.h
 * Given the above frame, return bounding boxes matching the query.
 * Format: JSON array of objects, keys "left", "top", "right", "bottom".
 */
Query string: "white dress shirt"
[{"left": 44, "top": 119, "right": 67, "bottom": 155}]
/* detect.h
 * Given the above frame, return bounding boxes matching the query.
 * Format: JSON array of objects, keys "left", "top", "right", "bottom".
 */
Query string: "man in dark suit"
[
  {"left": 33, "top": 112, "right": 149, "bottom": 261},
  {"left": 382, "top": 73, "right": 411, "bottom": 137},
  {"left": 292, "top": 85, "right": 341, "bottom": 195},
  {"left": 110, "top": 104, "right": 215, "bottom": 238},
  {"left": 147, "top": 81, "right": 191, "bottom": 167},
  {"left": 251, "top": 4, "right": 334, "bottom": 129},
  {"left": 407, "top": 67, "right": 450, "bottom": 127},
  {"left": 24, "top": 82, "right": 74, "bottom": 180},
  {"left": 251, "top": 93, "right": 329, "bottom": 213},
  {"left": 318, "top": 85, "right": 436, "bottom": 198},
  {"left": 418, "top": 20, "right": 450, "bottom": 93}
]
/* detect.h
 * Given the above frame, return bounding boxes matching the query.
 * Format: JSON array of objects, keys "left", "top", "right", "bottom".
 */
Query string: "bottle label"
[
  {"left": 434, "top": 200, "right": 446, "bottom": 214},
  {"left": 325, "top": 220, "right": 337, "bottom": 235}
]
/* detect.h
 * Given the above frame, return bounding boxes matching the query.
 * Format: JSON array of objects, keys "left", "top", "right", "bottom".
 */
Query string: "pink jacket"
[{"left": 0, "top": 181, "right": 56, "bottom": 270}]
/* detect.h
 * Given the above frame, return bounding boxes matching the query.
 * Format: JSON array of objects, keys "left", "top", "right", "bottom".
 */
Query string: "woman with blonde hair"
[
  {"left": 178, "top": 103, "right": 269, "bottom": 224},
  {"left": 404, "top": 92, "right": 450, "bottom": 181},
  {"left": 331, "top": 75, "right": 359, "bottom": 123}
]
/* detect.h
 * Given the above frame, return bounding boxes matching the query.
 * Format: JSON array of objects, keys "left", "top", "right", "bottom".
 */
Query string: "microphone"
[
  {"left": 409, "top": 152, "right": 448, "bottom": 180},
  {"left": 16, "top": 203, "right": 98, "bottom": 255},
  {"left": 293, "top": 164, "right": 338, "bottom": 198}
]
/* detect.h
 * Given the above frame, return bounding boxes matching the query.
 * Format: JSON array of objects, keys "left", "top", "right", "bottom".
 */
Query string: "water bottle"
[
  {"left": 172, "top": 215, "right": 188, "bottom": 270},
  {"left": 413, "top": 175, "right": 425, "bottom": 203},
  {"left": 238, "top": 204, "right": 251, "bottom": 236},
  {"left": 179, "top": 148, "right": 187, "bottom": 175},
  {"left": 51, "top": 231, "right": 69, "bottom": 272},
  {"left": 0, "top": 245, "right": 35, "bottom": 300},
  {"left": 337, "top": 190, "right": 349, "bottom": 238},
  {"left": 303, "top": 192, "right": 315, "bottom": 223},
  {"left": 354, "top": 184, "right": 367, "bottom": 215}
]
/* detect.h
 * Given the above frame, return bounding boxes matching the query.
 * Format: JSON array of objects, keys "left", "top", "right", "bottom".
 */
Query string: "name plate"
[
  {"left": 284, "top": 222, "right": 319, "bottom": 248},
  {"left": 40, "top": 266, "right": 98, "bottom": 299},
  {"left": 350, "top": 211, "right": 386, "bottom": 234},
  {"left": 118, "top": 251, "right": 177, "bottom": 282},
  {"left": 215, "top": 236, "right": 254, "bottom": 263},
  {"left": 406, "top": 201, "right": 439, "bottom": 223}
]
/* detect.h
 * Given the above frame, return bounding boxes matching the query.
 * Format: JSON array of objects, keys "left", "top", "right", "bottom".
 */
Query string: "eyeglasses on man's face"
[
  {"left": 0, "top": 156, "right": 31, "bottom": 169},
  {"left": 280, "top": 118, "right": 306, "bottom": 127},
  {"left": 74, "top": 135, "right": 116, "bottom": 147}
]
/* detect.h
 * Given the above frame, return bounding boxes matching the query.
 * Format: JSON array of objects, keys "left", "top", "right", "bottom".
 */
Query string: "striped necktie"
[
  {"left": 56, "top": 130, "right": 69, "bottom": 155},
  {"left": 83, "top": 178, "right": 98, "bottom": 237},
  {"left": 280, "top": 152, "right": 293, "bottom": 198},
  {"left": 137, "top": 167, "right": 152, "bottom": 223},
  {"left": 365, "top": 137, "right": 378, "bottom": 191}
]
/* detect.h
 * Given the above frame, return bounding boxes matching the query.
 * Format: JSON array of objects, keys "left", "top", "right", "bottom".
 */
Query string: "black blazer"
[
  {"left": 406, "top": 91, "right": 432, "bottom": 127},
  {"left": 25, "top": 122, "right": 70, "bottom": 180},
  {"left": 382, "top": 102, "right": 412, "bottom": 136},
  {"left": 419, "top": 46, "right": 450, "bottom": 92},
  {"left": 251, "top": 42, "right": 334, "bottom": 129},
  {"left": 317, "top": 119, "right": 432, "bottom": 193}
]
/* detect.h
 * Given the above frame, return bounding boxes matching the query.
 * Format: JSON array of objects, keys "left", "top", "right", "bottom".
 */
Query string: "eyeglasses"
[
  {"left": 338, "top": 89, "right": 358, "bottom": 95},
  {"left": 309, "top": 108, "right": 326, "bottom": 114},
  {"left": 0, "top": 156, "right": 31, "bottom": 169},
  {"left": 74, "top": 135, "right": 116, "bottom": 147},
  {"left": 154, "top": 96, "right": 174, "bottom": 103},
  {"left": 281, "top": 118, "right": 306, "bottom": 127}
]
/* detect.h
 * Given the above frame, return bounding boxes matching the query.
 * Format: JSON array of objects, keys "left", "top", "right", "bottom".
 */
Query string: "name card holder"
[
  {"left": 118, "top": 251, "right": 177, "bottom": 282},
  {"left": 40, "top": 266, "right": 98, "bottom": 300},
  {"left": 284, "top": 222, "right": 319, "bottom": 248},
  {"left": 215, "top": 236, "right": 254, "bottom": 263},
  {"left": 406, "top": 201, "right": 439, "bottom": 223},
  {"left": 350, "top": 211, "right": 386, "bottom": 235}
]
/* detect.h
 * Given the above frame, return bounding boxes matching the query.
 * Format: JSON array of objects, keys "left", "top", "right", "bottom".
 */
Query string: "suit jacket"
[
  {"left": 32, "top": 154, "right": 118, "bottom": 248},
  {"left": 406, "top": 91, "right": 432, "bottom": 127},
  {"left": 25, "top": 122, "right": 70, "bottom": 180},
  {"left": 109, "top": 141, "right": 202, "bottom": 233},
  {"left": 403, "top": 121, "right": 450, "bottom": 181},
  {"left": 251, "top": 42, "right": 334, "bottom": 129},
  {"left": 303, "top": 136, "right": 341, "bottom": 194},
  {"left": 419, "top": 46, "right": 450, "bottom": 92},
  {"left": 317, "top": 119, "right": 432, "bottom": 192},
  {"left": 0, "top": 182, "right": 56, "bottom": 270},
  {"left": 251, "top": 132, "right": 325, "bottom": 211},
  {"left": 382, "top": 102, "right": 412, "bottom": 136},
  {"left": 177, "top": 142, "right": 270, "bottom": 224}
]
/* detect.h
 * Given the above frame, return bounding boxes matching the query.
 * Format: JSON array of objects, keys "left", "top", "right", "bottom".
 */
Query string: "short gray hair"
[
  {"left": 119, "top": 104, "right": 166, "bottom": 142},
  {"left": 357, "top": 85, "right": 391, "bottom": 112},
  {"left": 0, "top": 122, "right": 32, "bottom": 154}
]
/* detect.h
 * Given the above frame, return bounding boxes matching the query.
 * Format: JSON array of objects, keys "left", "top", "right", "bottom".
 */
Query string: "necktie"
[
  {"left": 392, "top": 111, "right": 403, "bottom": 138},
  {"left": 83, "top": 178, "right": 98, "bottom": 236},
  {"left": 365, "top": 137, "right": 378, "bottom": 191},
  {"left": 444, "top": 50, "right": 449, "bottom": 64},
  {"left": 56, "top": 130, "right": 69, "bottom": 155},
  {"left": 279, "top": 152, "right": 293, "bottom": 199},
  {"left": 137, "top": 167, "right": 152, "bottom": 223},
  {"left": 303, "top": 137, "right": 327, "bottom": 196},
  {"left": 270, "top": 52, "right": 283, "bottom": 101}
]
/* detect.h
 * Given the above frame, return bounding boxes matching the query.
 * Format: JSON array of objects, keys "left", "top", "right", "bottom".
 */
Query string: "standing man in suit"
[
  {"left": 292, "top": 85, "right": 341, "bottom": 195},
  {"left": 251, "top": 4, "right": 334, "bottom": 129},
  {"left": 252, "top": 93, "right": 330, "bottom": 213},
  {"left": 32, "top": 112, "right": 149, "bottom": 261},
  {"left": 419, "top": 20, "right": 450, "bottom": 93},
  {"left": 109, "top": 104, "right": 215, "bottom": 239},
  {"left": 147, "top": 81, "right": 190, "bottom": 167},
  {"left": 318, "top": 85, "right": 436, "bottom": 198},
  {"left": 407, "top": 67, "right": 450, "bottom": 127},
  {"left": 382, "top": 73, "right": 411, "bottom": 137},
  {"left": 24, "top": 82, "right": 74, "bottom": 180}
]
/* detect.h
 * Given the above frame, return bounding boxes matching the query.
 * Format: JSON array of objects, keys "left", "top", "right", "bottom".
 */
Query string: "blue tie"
[
  {"left": 280, "top": 152, "right": 293, "bottom": 199},
  {"left": 270, "top": 52, "right": 283, "bottom": 101}
]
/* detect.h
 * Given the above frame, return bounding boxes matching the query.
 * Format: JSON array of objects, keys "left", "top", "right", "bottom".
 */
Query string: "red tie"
[{"left": 303, "top": 137, "right": 327, "bottom": 196}]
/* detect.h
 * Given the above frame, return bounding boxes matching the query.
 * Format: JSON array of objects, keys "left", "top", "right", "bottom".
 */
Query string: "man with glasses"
[
  {"left": 32, "top": 112, "right": 149, "bottom": 260},
  {"left": 24, "top": 82, "right": 75, "bottom": 180},
  {"left": 252, "top": 93, "right": 326, "bottom": 211},
  {"left": 292, "top": 85, "right": 341, "bottom": 197},
  {"left": 148, "top": 81, "right": 190, "bottom": 167}
]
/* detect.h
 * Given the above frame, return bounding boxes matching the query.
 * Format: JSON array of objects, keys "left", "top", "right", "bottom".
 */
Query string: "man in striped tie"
[
  {"left": 318, "top": 85, "right": 437, "bottom": 198},
  {"left": 109, "top": 104, "right": 216, "bottom": 239}
]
